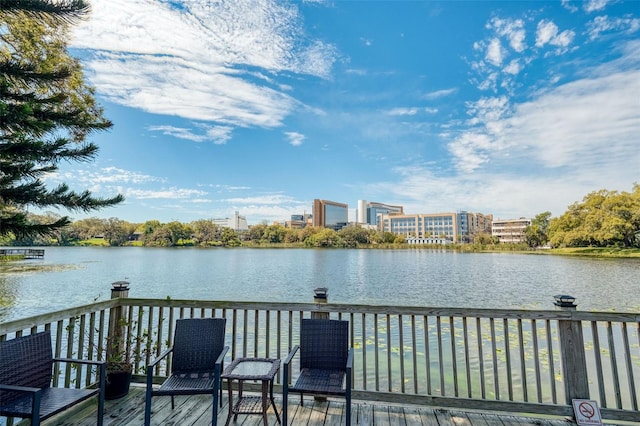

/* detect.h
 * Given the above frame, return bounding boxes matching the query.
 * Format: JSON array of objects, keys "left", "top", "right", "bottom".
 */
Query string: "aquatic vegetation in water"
[{"left": 0, "top": 263, "right": 79, "bottom": 275}]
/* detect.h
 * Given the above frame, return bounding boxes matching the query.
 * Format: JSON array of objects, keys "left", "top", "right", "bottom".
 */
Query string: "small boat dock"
[{"left": 0, "top": 248, "right": 45, "bottom": 259}]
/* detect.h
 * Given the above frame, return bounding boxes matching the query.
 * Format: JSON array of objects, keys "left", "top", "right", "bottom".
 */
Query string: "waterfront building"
[
  {"left": 356, "top": 200, "right": 404, "bottom": 226},
  {"left": 379, "top": 211, "right": 492, "bottom": 243},
  {"left": 491, "top": 217, "right": 531, "bottom": 244},
  {"left": 286, "top": 213, "right": 312, "bottom": 229},
  {"left": 379, "top": 212, "right": 460, "bottom": 242},
  {"left": 212, "top": 211, "right": 249, "bottom": 231},
  {"left": 458, "top": 211, "right": 493, "bottom": 243},
  {"left": 312, "top": 199, "right": 348, "bottom": 230}
]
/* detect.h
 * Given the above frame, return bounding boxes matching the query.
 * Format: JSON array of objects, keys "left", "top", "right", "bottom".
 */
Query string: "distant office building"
[
  {"left": 313, "top": 199, "right": 348, "bottom": 230},
  {"left": 356, "top": 200, "right": 404, "bottom": 226},
  {"left": 379, "top": 212, "right": 460, "bottom": 242},
  {"left": 286, "top": 213, "right": 312, "bottom": 229},
  {"left": 491, "top": 218, "right": 531, "bottom": 244},
  {"left": 458, "top": 211, "right": 493, "bottom": 243},
  {"left": 212, "top": 211, "right": 248, "bottom": 231},
  {"left": 379, "top": 211, "right": 492, "bottom": 243}
]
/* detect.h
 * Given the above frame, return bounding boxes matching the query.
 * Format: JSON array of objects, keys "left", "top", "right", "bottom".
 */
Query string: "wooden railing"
[{"left": 1, "top": 296, "right": 639, "bottom": 423}]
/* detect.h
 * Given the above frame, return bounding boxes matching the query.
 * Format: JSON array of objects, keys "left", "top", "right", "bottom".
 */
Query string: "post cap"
[
  {"left": 313, "top": 287, "right": 328, "bottom": 299},
  {"left": 553, "top": 294, "right": 576, "bottom": 307},
  {"left": 112, "top": 280, "right": 130, "bottom": 291}
]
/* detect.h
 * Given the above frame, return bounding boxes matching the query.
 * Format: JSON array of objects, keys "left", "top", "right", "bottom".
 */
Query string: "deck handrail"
[{"left": 1, "top": 297, "right": 639, "bottom": 423}]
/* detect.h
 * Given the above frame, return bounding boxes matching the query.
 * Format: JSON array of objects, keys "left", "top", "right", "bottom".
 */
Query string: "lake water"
[{"left": 1, "top": 246, "right": 639, "bottom": 322}]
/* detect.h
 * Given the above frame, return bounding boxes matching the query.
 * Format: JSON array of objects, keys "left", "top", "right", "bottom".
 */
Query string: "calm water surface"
[{"left": 1, "top": 247, "right": 639, "bottom": 322}]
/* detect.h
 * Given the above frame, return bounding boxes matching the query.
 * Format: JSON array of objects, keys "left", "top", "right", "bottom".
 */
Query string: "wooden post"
[
  {"left": 312, "top": 287, "right": 329, "bottom": 319},
  {"left": 555, "top": 295, "right": 590, "bottom": 405},
  {"left": 107, "top": 281, "right": 130, "bottom": 362},
  {"left": 312, "top": 287, "right": 328, "bottom": 402}
]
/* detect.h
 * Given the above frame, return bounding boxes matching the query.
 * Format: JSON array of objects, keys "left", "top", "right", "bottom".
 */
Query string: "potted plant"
[{"left": 104, "top": 318, "right": 147, "bottom": 400}]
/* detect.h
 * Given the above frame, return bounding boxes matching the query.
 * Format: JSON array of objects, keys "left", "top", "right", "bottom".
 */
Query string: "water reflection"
[{"left": 1, "top": 247, "right": 639, "bottom": 322}]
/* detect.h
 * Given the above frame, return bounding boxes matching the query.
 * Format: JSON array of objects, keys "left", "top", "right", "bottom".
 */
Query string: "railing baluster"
[
  {"left": 546, "top": 320, "right": 557, "bottom": 404},
  {"left": 591, "top": 320, "right": 606, "bottom": 407},
  {"left": 362, "top": 313, "right": 368, "bottom": 391},
  {"left": 399, "top": 314, "right": 405, "bottom": 394},
  {"left": 518, "top": 318, "right": 527, "bottom": 402},
  {"left": 504, "top": 318, "right": 513, "bottom": 401},
  {"left": 477, "top": 317, "right": 485, "bottom": 400},
  {"left": 437, "top": 316, "right": 444, "bottom": 396},
  {"left": 450, "top": 316, "right": 458, "bottom": 397},
  {"left": 386, "top": 314, "right": 392, "bottom": 392},
  {"left": 374, "top": 313, "right": 379, "bottom": 392},
  {"left": 607, "top": 321, "right": 622, "bottom": 409},
  {"left": 463, "top": 316, "right": 471, "bottom": 398},
  {"left": 490, "top": 317, "right": 499, "bottom": 400},
  {"left": 532, "top": 319, "right": 542, "bottom": 403},
  {"left": 411, "top": 314, "right": 418, "bottom": 394},
  {"left": 424, "top": 315, "right": 431, "bottom": 395},
  {"left": 621, "top": 322, "right": 637, "bottom": 411}
]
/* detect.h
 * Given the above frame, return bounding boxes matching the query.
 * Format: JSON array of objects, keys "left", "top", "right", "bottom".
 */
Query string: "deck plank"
[{"left": 39, "top": 386, "right": 593, "bottom": 426}]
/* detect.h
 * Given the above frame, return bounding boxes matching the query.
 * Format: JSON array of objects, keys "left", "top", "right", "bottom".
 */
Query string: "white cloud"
[
  {"left": 72, "top": 0, "right": 337, "bottom": 133},
  {"left": 488, "top": 17, "right": 526, "bottom": 53},
  {"left": 587, "top": 15, "right": 640, "bottom": 40},
  {"left": 423, "top": 88, "right": 457, "bottom": 100},
  {"left": 502, "top": 59, "right": 523, "bottom": 75},
  {"left": 285, "top": 131, "right": 306, "bottom": 146},
  {"left": 486, "top": 38, "right": 505, "bottom": 66},
  {"left": 387, "top": 107, "right": 418, "bottom": 116},
  {"left": 535, "top": 20, "right": 575, "bottom": 51},
  {"left": 449, "top": 43, "right": 640, "bottom": 178},
  {"left": 127, "top": 188, "right": 207, "bottom": 200},
  {"left": 584, "top": 0, "right": 611, "bottom": 13},
  {"left": 148, "top": 124, "right": 233, "bottom": 144}
]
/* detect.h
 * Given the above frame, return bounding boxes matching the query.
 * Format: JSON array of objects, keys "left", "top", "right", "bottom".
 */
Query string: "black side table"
[{"left": 221, "top": 357, "right": 281, "bottom": 426}]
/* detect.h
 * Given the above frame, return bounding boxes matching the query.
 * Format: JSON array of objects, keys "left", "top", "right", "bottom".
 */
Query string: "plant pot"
[{"left": 105, "top": 370, "right": 132, "bottom": 400}]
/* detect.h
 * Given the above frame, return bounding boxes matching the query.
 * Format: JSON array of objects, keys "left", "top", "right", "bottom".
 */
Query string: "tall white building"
[
  {"left": 357, "top": 200, "right": 404, "bottom": 226},
  {"left": 212, "top": 211, "right": 248, "bottom": 231}
]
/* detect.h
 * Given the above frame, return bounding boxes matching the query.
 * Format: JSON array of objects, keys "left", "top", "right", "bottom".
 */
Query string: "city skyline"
[{"left": 48, "top": 0, "right": 639, "bottom": 224}]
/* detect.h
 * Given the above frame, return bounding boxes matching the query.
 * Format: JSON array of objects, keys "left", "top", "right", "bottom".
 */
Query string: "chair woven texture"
[{"left": 0, "top": 331, "right": 101, "bottom": 420}]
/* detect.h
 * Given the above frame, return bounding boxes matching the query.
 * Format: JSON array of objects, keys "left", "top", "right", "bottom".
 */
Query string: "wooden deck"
[{"left": 46, "top": 385, "right": 586, "bottom": 426}]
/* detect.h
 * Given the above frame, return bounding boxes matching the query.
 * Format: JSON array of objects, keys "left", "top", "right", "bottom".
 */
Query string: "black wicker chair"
[
  {"left": 144, "top": 318, "right": 228, "bottom": 426},
  {"left": 283, "top": 318, "right": 354, "bottom": 426},
  {"left": 0, "top": 331, "right": 106, "bottom": 426}
]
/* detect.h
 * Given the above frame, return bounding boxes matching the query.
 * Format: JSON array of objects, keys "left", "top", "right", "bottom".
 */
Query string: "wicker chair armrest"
[
  {"left": 0, "top": 383, "right": 42, "bottom": 394},
  {"left": 283, "top": 345, "right": 300, "bottom": 366},
  {"left": 148, "top": 347, "right": 173, "bottom": 369},
  {"left": 215, "top": 346, "right": 229, "bottom": 366}
]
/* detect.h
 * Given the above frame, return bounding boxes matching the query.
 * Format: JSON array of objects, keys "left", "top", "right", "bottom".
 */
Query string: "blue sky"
[{"left": 53, "top": 0, "right": 640, "bottom": 225}]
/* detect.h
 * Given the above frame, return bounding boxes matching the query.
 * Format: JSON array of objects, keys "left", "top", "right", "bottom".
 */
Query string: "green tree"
[
  {"left": 304, "top": 228, "right": 345, "bottom": 247},
  {"left": 247, "top": 224, "right": 267, "bottom": 242},
  {"left": 524, "top": 211, "right": 551, "bottom": 248},
  {"left": 549, "top": 186, "right": 640, "bottom": 248},
  {"left": 0, "top": 0, "right": 123, "bottom": 239},
  {"left": 103, "top": 217, "right": 132, "bottom": 246},
  {"left": 191, "top": 219, "right": 220, "bottom": 245},
  {"left": 338, "top": 225, "right": 371, "bottom": 247},
  {"left": 262, "top": 224, "right": 286, "bottom": 243},
  {"left": 220, "top": 227, "right": 240, "bottom": 247}
]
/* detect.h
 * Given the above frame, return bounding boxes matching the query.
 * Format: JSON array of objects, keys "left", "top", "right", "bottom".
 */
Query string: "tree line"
[{"left": 2, "top": 183, "right": 638, "bottom": 249}]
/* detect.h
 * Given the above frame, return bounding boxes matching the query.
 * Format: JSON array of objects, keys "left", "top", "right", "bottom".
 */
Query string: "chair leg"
[
  {"left": 171, "top": 395, "right": 175, "bottom": 409},
  {"left": 144, "top": 369, "right": 153, "bottom": 426},
  {"left": 346, "top": 393, "right": 351, "bottom": 426},
  {"left": 282, "top": 385, "right": 288, "bottom": 426}
]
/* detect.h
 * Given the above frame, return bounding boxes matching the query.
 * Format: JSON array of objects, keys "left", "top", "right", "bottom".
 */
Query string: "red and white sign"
[{"left": 572, "top": 399, "right": 603, "bottom": 425}]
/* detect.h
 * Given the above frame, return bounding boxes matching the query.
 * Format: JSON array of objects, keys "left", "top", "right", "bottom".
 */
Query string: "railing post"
[
  {"left": 107, "top": 281, "right": 130, "bottom": 362},
  {"left": 312, "top": 287, "right": 329, "bottom": 402},
  {"left": 312, "top": 287, "right": 329, "bottom": 319},
  {"left": 554, "top": 294, "right": 590, "bottom": 405}
]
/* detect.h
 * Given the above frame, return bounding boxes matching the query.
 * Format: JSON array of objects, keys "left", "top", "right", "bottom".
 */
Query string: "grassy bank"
[{"left": 549, "top": 247, "right": 640, "bottom": 258}]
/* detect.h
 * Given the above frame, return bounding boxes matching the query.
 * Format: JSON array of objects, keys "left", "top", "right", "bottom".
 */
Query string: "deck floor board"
[{"left": 38, "top": 386, "right": 594, "bottom": 425}]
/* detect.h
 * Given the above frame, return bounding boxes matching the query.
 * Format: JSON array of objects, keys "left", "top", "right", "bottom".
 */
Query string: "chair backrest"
[
  {"left": 300, "top": 318, "right": 349, "bottom": 371},
  {"left": 0, "top": 331, "right": 53, "bottom": 400},
  {"left": 171, "top": 318, "right": 226, "bottom": 374}
]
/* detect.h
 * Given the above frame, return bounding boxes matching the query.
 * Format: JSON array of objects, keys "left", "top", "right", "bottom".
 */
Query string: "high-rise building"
[
  {"left": 356, "top": 200, "right": 404, "bottom": 226},
  {"left": 312, "top": 199, "right": 348, "bottom": 230}
]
